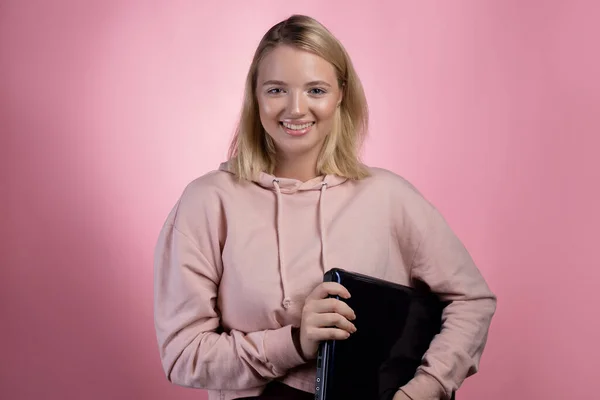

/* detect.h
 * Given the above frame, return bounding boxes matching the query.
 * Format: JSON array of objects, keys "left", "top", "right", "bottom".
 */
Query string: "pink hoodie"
[{"left": 153, "top": 162, "right": 496, "bottom": 400}]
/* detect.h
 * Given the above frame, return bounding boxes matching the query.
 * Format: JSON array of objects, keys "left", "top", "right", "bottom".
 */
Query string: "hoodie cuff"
[
  {"left": 264, "top": 325, "right": 307, "bottom": 373},
  {"left": 400, "top": 371, "right": 446, "bottom": 400}
]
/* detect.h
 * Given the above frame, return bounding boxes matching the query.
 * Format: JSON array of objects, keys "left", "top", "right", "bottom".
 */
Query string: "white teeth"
[{"left": 282, "top": 122, "right": 314, "bottom": 130}]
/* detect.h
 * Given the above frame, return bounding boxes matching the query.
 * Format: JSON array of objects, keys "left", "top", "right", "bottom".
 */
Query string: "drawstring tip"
[{"left": 282, "top": 298, "right": 292, "bottom": 309}]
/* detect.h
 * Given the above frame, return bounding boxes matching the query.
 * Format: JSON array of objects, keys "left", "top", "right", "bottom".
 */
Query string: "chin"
[{"left": 275, "top": 137, "right": 326, "bottom": 158}]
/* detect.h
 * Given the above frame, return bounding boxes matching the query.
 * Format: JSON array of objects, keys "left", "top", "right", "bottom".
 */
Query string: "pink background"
[{"left": 2, "top": 1, "right": 599, "bottom": 399}]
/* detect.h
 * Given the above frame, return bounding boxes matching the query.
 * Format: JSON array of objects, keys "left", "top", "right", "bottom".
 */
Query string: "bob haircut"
[{"left": 227, "top": 14, "right": 370, "bottom": 181}]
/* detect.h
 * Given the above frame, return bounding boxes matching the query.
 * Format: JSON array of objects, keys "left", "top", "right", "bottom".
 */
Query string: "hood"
[
  {"left": 218, "top": 160, "right": 347, "bottom": 309},
  {"left": 218, "top": 160, "right": 348, "bottom": 193}
]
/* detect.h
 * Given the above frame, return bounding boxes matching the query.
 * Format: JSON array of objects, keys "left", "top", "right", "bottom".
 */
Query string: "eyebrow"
[{"left": 261, "top": 80, "right": 332, "bottom": 88}]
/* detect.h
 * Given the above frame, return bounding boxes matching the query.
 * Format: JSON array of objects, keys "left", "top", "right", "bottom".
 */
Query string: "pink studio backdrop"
[{"left": 1, "top": 1, "right": 599, "bottom": 399}]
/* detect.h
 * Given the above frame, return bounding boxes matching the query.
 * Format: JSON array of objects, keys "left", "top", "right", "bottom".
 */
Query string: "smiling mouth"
[
  {"left": 279, "top": 121, "right": 315, "bottom": 136},
  {"left": 280, "top": 121, "right": 315, "bottom": 130}
]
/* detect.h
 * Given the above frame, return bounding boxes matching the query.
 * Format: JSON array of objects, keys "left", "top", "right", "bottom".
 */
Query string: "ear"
[{"left": 337, "top": 82, "right": 345, "bottom": 107}]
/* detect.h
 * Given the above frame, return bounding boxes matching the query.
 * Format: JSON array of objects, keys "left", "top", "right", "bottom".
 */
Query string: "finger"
[
  {"left": 308, "top": 312, "right": 357, "bottom": 333},
  {"left": 310, "top": 298, "right": 356, "bottom": 321},
  {"left": 308, "top": 282, "right": 351, "bottom": 301},
  {"left": 306, "top": 327, "right": 352, "bottom": 342}
]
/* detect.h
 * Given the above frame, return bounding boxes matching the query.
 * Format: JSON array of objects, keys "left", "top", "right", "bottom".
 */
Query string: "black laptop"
[{"left": 315, "top": 268, "right": 450, "bottom": 400}]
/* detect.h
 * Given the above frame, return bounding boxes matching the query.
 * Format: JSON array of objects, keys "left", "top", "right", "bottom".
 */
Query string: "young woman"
[{"left": 154, "top": 15, "right": 496, "bottom": 400}]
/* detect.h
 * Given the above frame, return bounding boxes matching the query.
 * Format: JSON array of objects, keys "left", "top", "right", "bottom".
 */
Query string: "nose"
[{"left": 287, "top": 90, "right": 307, "bottom": 116}]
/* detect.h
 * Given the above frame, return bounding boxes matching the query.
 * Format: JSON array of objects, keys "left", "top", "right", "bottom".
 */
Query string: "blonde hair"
[{"left": 227, "top": 14, "right": 370, "bottom": 181}]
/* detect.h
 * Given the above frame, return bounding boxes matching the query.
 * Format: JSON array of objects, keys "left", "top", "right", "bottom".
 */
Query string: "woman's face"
[{"left": 255, "top": 45, "right": 342, "bottom": 161}]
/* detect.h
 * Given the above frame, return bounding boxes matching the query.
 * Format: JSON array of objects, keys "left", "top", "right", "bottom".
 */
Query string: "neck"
[{"left": 274, "top": 154, "right": 319, "bottom": 182}]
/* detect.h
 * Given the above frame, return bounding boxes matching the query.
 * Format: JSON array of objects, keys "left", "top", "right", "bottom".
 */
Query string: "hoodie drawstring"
[
  {"left": 272, "top": 179, "right": 291, "bottom": 309},
  {"left": 272, "top": 178, "right": 329, "bottom": 310}
]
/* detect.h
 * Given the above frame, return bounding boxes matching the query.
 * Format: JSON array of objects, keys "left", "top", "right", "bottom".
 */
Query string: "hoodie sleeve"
[
  {"left": 153, "top": 183, "right": 306, "bottom": 390},
  {"left": 398, "top": 203, "right": 497, "bottom": 399}
]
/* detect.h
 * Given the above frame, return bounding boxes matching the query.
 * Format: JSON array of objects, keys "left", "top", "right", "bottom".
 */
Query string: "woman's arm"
[
  {"left": 153, "top": 205, "right": 306, "bottom": 390},
  {"left": 399, "top": 206, "right": 497, "bottom": 400}
]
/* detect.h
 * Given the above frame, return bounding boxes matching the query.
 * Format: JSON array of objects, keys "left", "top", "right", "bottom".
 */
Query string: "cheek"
[
  {"left": 258, "top": 98, "right": 283, "bottom": 122},
  {"left": 312, "top": 101, "right": 338, "bottom": 122}
]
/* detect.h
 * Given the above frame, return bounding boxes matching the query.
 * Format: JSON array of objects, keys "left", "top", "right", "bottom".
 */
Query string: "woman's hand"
[{"left": 298, "top": 282, "right": 357, "bottom": 360}]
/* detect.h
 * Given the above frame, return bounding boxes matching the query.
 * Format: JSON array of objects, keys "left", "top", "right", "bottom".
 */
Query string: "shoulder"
[
  {"left": 364, "top": 166, "right": 429, "bottom": 202},
  {"left": 183, "top": 170, "right": 234, "bottom": 195},
  {"left": 181, "top": 169, "right": 238, "bottom": 199},
  {"left": 363, "top": 166, "right": 437, "bottom": 225},
  {"left": 168, "top": 169, "right": 243, "bottom": 226}
]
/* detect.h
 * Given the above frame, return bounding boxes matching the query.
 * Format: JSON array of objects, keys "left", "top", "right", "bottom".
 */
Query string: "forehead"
[{"left": 257, "top": 45, "right": 338, "bottom": 85}]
